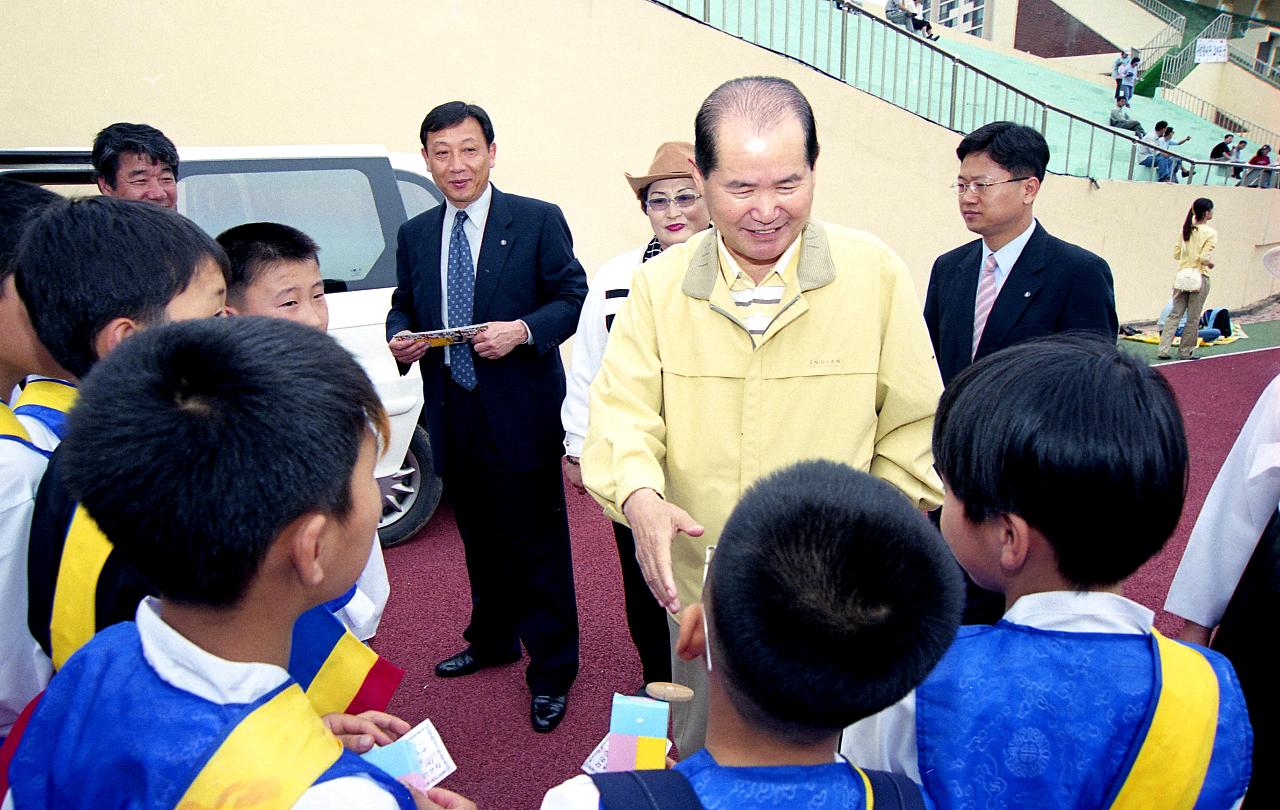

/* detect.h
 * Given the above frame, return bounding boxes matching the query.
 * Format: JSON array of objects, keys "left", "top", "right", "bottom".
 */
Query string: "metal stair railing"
[
  {"left": 651, "top": 0, "right": 1261, "bottom": 186},
  {"left": 1128, "top": 0, "right": 1185, "bottom": 67},
  {"left": 1158, "top": 84, "right": 1280, "bottom": 147},
  {"left": 1161, "top": 12, "right": 1233, "bottom": 87},
  {"left": 1228, "top": 45, "right": 1280, "bottom": 86},
  {"left": 1162, "top": 12, "right": 1280, "bottom": 88}
]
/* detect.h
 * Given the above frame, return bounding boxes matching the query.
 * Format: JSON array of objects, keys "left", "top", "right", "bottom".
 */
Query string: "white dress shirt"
[
  {"left": 1166, "top": 373, "right": 1280, "bottom": 627},
  {"left": 435, "top": 183, "right": 530, "bottom": 361},
  {"left": 980, "top": 217, "right": 1037, "bottom": 299},
  {"left": 438, "top": 184, "right": 493, "bottom": 365}
]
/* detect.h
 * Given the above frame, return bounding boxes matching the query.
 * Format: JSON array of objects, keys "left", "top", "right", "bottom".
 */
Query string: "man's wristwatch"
[{"left": 564, "top": 455, "right": 580, "bottom": 466}]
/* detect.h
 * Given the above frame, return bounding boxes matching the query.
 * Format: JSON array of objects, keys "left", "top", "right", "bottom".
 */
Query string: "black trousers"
[
  {"left": 442, "top": 380, "right": 579, "bottom": 696},
  {"left": 1212, "top": 510, "right": 1280, "bottom": 809},
  {"left": 611, "top": 521, "right": 672, "bottom": 685}
]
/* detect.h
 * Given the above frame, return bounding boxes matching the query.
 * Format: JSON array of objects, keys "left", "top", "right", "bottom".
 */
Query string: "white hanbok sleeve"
[
  {"left": 1165, "top": 374, "right": 1280, "bottom": 627},
  {"left": 839, "top": 691, "right": 921, "bottom": 782}
]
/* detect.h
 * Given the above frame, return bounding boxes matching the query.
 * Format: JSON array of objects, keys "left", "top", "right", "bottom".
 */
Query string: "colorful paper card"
[
  {"left": 609, "top": 693, "right": 669, "bottom": 737},
  {"left": 361, "top": 717, "right": 457, "bottom": 789},
  {"left": 582, "top": 733, "right": 674, "bottom": 774},
  {"left": 604, "top": 694, "right": 669, "bottom": 771}
]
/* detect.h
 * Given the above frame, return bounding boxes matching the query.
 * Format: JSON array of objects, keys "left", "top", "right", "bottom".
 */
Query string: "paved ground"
[{"left": 371, "top": 337, "right": 1280, "bottom": 809}]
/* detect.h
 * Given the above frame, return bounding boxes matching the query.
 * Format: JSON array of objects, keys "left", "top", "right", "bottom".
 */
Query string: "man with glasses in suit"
[{"left": 924, "top": 120, "right": 1118, "bottom": 622}]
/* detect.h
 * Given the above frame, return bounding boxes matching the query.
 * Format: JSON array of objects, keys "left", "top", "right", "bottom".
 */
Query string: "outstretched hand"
[{"left": 623, "top": 488, "right": 703, "bottom": 613}]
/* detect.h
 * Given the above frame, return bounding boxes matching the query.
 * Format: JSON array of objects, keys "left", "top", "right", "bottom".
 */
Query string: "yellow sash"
[
  {"left": 303, "top": 628, "right": 382, "bottom": 716},
  {"left": 175, "top": 683, "right": 343, "bottom": 810},
  {"left": 14, "top": 379, "right": 77, "bottom": 416},
  {"left": 1109, "top": 631, "right": 1219, "bottom": 810},
  {"left": 49, "top": 507, "right": 114, "bottom": 670},
  {"left": 853, "top": 764, "right": 874, "bottom": 810},
  {"left": 0, "top": 404, "right": 32, "bottom": 442}
]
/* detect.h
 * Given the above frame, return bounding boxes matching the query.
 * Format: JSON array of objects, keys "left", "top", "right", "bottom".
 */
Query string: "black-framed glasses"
[
  {"left": 949, "top": 177, "right": 1031, "bottom": 196},
  {"left": 646, "top": 192, "right": 702, "bottom": 212}
]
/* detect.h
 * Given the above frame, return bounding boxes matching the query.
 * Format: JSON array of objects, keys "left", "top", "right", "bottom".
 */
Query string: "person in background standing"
[
  {"left": 386, "top": 102, "right": 586, "bottom": 734},
  {"left": 560, "top": 141, "right": 711, "bottom": 690},
  {"left": 1157, "top": 197, "right": 1215, "bottom": 361},
  {"left": 1111, "top": 50, "right": 1129, "bottom": 97}
]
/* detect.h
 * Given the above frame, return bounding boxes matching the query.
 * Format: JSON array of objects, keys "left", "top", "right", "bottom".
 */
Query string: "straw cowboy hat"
[{"left": 626, "top": 141, "right": 696, "bottom": 200}]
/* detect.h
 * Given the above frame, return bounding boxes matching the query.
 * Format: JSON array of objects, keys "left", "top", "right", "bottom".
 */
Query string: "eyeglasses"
[
  {"left": 645, "top": 192, "right": 701, "bottom": 212},
  {"left": 949, "top": 177, "right": 1031, "bottom": 196}
]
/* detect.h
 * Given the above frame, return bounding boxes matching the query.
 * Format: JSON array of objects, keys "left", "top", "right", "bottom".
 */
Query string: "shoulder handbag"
[{"left": 1173, "top": 267, "right": 1202, "bottom": 293}]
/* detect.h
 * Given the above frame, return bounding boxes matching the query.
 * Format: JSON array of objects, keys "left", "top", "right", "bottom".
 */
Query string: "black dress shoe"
[
  {"left": 434, "top": 649, "right": 520, "bottom": 678},
  {"left": 531, "top": 694, "right": 568, "bottom": 733}
]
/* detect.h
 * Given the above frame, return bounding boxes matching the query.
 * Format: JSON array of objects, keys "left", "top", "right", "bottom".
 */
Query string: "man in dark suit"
[
  {"left": 925, "top": 121, "right": 1118, "bottom": 387},
  {"left": 386, "top": 102, "right": 585, "bottom": 732},
  {"left": 924, "top": 121, "right": 1118, "bottom": 623}
]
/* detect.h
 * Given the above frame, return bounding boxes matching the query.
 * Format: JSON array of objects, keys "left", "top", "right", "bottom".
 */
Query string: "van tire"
[{"left": 378, "top": 425, "right": 442, "bottom": 548}]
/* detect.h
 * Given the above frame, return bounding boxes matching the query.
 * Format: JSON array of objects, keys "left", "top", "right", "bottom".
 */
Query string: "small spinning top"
[{"left": 645, "top": 681, "right": 695, "bottom": 703}]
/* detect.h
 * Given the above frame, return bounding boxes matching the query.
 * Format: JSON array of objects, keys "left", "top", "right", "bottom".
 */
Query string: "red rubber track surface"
[{"left": 372, "top": 347, "right": 1280, "bottom": 809}]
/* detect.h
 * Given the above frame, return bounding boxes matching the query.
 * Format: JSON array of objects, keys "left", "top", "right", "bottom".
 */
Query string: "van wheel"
[{"left": 378, "top": 425, "right": 442, "bottom": 548}]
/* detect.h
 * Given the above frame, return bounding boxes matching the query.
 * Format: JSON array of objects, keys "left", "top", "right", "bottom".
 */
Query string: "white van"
[{"left": 1, "top": 145, "right": 443, "bottom": 547}]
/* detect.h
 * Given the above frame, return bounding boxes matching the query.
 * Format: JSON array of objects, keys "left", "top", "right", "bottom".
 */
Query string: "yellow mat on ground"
[{"left": 1121, "top": 324, "right": 1247, "bottom": 347}]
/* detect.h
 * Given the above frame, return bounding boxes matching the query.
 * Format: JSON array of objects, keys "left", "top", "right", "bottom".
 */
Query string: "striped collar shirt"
[{"left": 717, "top": 233, "right": 802, "bottom": 337}]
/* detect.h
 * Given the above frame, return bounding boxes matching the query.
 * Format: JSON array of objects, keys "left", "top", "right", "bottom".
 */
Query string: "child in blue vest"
[
  {"left": 216, "top": 221, "right": 390, "bottom": 643},
  {"left": 542, "top": 460, "right": 964, "bottom": 809},
  {"left": 842, "top": 335, "right": 1253, "bottom": 808},
  {"left": 6, "top": 317, "right": 473, "bottom": 810},
  {"left": 15, "top": 200, "right": 404, "bottom": 744}
]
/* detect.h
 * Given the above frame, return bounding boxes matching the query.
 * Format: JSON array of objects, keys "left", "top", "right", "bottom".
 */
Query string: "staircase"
[
  {"left": 1161, "top": 12, "right": 1280, "bottom": 88},
  {"left": 1129, "top": 0, "right": 1186, "bottom": 67},
  {"left": 650, "top": 0, "right": 1253, "bottom": 185}
]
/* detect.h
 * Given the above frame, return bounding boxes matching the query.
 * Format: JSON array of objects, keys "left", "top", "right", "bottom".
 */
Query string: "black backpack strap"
[
  {"left": 590, "top": 770, "right": 705, "bottom": 810},
  {"left": 863, "top": 767, "right": 927, "bottom": 810}
]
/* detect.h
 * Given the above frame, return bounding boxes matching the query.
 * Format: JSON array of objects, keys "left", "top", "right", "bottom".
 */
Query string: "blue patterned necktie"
[{"left": 447, "top": 210, "right": 478, "bottom": 390}]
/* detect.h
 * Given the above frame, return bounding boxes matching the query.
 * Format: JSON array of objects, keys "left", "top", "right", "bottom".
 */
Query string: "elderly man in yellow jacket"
[{"left": 582, "top": 75, "right": 943, "bottom": 755}]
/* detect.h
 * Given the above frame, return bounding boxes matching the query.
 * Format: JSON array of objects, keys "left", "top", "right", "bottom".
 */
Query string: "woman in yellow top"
[{"left": 1158, "top": 197, "right": 1216, "bottom": 360}]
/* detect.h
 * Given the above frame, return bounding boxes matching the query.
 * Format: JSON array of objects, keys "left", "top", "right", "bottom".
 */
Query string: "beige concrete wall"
[
  {"left": 1178, "top": 60, "right": 1280, "bottom": 138},
  {"left": 1048, "top": 0, "right": 1167, "bottom": 51},
  {"left": 1, "top": 0, "right": 1275, "bottom": 324},
  {"left": 989, "top": 0, "right": 1022, "bottom": 48}
]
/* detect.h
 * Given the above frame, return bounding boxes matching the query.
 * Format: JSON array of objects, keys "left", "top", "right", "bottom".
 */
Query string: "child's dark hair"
[
  {"left": 216, "top": 222, "right": 322, "bottom": 308},
  {"left": 14, "top": 196, "right": 229, "bottom": 378},
  {"left": 933, "top": 335, "right": 1187, "bottom": 588},
  {"left": 60, "top": 317, "right": 389, "bottom": 608},
  {"left": 1182, "top": 198, "right": 1213, "bottom": 242},
  {"left": 707, "top": 460, "right": 963, "bottom": 743},
  {"left": 0, "top": 178, "right": 61, "bottom": 293}
]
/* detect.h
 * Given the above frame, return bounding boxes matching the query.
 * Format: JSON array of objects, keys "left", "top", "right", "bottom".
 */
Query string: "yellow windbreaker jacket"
[{"left": 583, "top": 221, "right": 944, "bottom": 609}]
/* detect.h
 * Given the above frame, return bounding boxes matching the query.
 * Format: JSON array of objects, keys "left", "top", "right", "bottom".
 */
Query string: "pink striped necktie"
[{"left": 972, "top": 253, "right": 999, "bottom": 358}]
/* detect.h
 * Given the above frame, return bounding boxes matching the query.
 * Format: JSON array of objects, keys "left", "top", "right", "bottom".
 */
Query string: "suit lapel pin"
[
  {"left": 1023, "top": 291, "right": 1031, "bottom": 298},
  {"left": 500, "top": 239, "right": 508, "bottom": 246}
]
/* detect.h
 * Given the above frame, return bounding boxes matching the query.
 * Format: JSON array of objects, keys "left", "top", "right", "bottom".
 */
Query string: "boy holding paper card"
[
  {"left": 5, "top": 318, "right": 472, "bottom": 810},
  {"left": 541, "top": 460, "right": 963, "bottom": 809}
]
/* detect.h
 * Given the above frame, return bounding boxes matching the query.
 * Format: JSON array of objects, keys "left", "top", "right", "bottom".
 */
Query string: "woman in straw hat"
[{"left": 559, "top": 141, "right": 710, "bottom": 689}]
